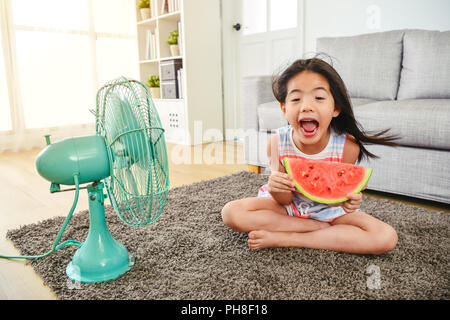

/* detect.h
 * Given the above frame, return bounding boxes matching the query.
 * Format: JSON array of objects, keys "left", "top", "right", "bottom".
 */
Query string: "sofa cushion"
[
  {"left": 257, "top": 100, "right": 288, "bottom": 131},
  {"left": 351, "top": 98, "right": 378, "bottom": 107},
  {"left": 316, "top": 30, "right": 405, "bottom": 100},
  {"left": 353, "top": 99, "right": 450, "bottom": 150},
  {"left": 397, "top": 30, "right": 450, "bottom": 99}
]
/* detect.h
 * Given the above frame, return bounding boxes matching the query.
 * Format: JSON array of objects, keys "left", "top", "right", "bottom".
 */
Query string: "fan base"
[
  {"left": 66, "top": 257, "right": 131, "bottom": 284},
  {"left": 65, "top": 234, "right": 133, "bottom": 284},
  {"left": 65, "top": 181, "right": 134, "bottom": 284}
]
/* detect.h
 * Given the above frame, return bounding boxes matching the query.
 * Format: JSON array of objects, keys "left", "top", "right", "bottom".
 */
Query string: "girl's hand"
[
  {"left": 341, "top": 192, "right": 363, "bottom": 213},
  {"left": 329, "top": 192, "right": 362, "bottom": 213},
  {"left": 267, "top": 171, "right": 296, "bottom": 194}
]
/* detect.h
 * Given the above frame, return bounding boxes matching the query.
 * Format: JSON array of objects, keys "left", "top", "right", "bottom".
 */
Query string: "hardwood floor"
[{"left": 0, "top": 141, "right": 447, "bottom": 299}]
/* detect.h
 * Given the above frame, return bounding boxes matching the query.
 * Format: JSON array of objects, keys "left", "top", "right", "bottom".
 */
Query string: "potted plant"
[
  {"left": 167, "top": 30, "right": 179, "bottom": 56},
  {"left": 137, "top": 0, "right": 151, "bottom": 20},
  {"left": 147, "top": 75, "right": 160, "bottom": 99}
]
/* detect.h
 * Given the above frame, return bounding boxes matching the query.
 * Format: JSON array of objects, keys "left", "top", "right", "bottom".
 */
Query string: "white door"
[{"left": 222, "top": 0, "right": 304, "bottom": 140}]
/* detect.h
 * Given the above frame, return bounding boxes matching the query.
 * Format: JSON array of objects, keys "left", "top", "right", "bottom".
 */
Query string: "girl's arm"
[
  {"left": 342, "top": 134, "right": 360, "bottom": 164},
  {"left": 267, "top": 134, "right": 294, "bottom": 205},
  {"left": 340, "top": 135, "right": 363, "bottom": 212}
]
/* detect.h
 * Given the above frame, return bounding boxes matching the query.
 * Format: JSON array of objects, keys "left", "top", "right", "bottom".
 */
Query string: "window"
[
  {"left": 93, "top": 0, "right": 139, "bottom": 85},
  {"left": 242, "top": 0, "right": 267, "bottom": 35},
  {"left": 1, "top": 0, "right": 139, "bottom": 140},
  {"left": 12, "top": 0, "right": 89, "bottom": 30},
  {"left": 242, "top": 0, "right": 298, "bottom": 35},
  {"left": 0, "top": 28, "right": 12, "bottom": 131},
  {"left": 270, "top": 0, "right": 297, "bottom": 31},
  {"left": 15, "top": 31, "right": 95, "bottom": 128}
]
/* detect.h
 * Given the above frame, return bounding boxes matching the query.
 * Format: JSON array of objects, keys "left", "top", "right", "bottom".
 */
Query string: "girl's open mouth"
[{"left": 299, "top": 119, "right": 319, "bottom": 137}]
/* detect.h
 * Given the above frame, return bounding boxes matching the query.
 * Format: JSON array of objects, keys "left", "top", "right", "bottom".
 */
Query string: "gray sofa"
[{"left": 241, "top": 29, "right": 450, "bottom": 204}]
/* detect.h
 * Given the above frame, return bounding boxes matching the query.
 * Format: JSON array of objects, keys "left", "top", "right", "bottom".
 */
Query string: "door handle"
[{"left": 233, "top": 23, "right": 241, "bottom": 31}]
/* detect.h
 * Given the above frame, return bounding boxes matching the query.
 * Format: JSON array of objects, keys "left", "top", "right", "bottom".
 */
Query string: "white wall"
[{"left": 303, "top": 0, "right": 450, "bottom": 54}]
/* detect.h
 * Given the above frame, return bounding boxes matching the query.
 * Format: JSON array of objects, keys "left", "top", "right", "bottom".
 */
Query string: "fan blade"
[{"left": 96, "top": 77, "right": 169, "bottom": 226}]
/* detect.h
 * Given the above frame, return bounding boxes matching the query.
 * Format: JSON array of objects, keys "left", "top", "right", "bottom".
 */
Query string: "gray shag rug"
[{"left": 6, "top": 171, "right": 450, "bottom": 300}]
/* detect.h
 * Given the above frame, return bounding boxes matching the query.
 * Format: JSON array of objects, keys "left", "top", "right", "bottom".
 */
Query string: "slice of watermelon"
[{"left": 283, "top": 157, "right": 372, "bottom": 204}]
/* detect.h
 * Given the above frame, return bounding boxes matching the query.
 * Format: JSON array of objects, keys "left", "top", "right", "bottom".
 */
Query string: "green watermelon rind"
[{"left": 283, "top": 157, "right": 372, "bottom": 204}]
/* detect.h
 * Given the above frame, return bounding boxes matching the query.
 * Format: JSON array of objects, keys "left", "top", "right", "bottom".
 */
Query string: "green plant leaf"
[{"left": 166, "top": 30, "right": 178, "bottom": 45}]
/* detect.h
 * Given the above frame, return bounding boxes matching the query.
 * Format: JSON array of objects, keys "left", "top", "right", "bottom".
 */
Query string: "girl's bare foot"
[
  {"left": 247, "top": 220, "right": 331, "bottom": 250},
  {"left": 248, "top": 230, "right": 287, "bottom": 250}
]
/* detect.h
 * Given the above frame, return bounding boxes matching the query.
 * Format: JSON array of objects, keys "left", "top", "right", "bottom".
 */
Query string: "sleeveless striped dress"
[{"left": 258, "top": 125, "right": 350, "bottom": 222}]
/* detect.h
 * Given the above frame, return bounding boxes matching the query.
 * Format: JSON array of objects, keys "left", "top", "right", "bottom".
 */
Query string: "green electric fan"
[{"left": 0, "top": 77, "right": 169, "bottom": 283}]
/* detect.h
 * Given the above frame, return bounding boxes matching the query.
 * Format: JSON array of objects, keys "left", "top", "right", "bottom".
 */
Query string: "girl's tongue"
[
  {"left": 300, "top": 120, "right": 319, "bottom": 135},
  {"left": 301, "top": 120, "right": 318, "bottom": 132}
]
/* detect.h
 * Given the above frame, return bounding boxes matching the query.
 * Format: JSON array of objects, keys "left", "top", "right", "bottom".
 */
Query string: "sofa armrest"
[
  {"left": 241, "top": 75, "right": 275, "bottom": 168},
  {"left": 241, "top": 75, "right": 275, "bottom": 131}
]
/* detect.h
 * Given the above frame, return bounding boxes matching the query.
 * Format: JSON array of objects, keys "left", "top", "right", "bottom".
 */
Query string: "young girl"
[{"left": 222, "top": 58, "right": 399, "bottom": 255}]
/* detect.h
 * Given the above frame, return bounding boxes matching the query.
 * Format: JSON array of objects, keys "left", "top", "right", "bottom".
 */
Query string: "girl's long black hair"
[{"left": 272, "top": 56, "right": 399, "bottom": 163}]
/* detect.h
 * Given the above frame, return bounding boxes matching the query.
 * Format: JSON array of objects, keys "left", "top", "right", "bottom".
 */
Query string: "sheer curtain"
[{"left": 0, "top": 0, "right": 139, "bottom": 152}]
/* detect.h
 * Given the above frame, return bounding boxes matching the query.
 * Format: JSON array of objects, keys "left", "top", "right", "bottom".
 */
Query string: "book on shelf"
[
  {"left": 161, "top": 0, "right": 168, "bottom": 15},
  {"left": 177, "top": 20, "right": 183, "bottom": 56},
  {"left": 177, "top": 68, "right": 184, "bottom": 99},
  {"left": 161, "top": 0, "right": 180, "bottom": 15},
  {"left": 146, "top": 30, "right": 157, "bottom": 60},
  {"left": 150, "top": 0, "right": 157, "bottom": 18},
  {"left": 168, "top": 0, "right": 180, "bottom": 12}
]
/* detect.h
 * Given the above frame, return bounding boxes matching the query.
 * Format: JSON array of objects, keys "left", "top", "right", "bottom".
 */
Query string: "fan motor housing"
[{"left": 36, "top": 135, "right": 110, "bottom": 185}]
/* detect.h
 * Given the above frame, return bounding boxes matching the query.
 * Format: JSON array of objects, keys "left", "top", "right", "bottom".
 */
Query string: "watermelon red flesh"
[{"left": 283, "top": 157, "right": 372, "bottom": 204}]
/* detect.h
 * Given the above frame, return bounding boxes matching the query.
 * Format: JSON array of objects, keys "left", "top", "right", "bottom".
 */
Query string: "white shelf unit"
[{"left": 135, "top": 0, "right": 223, "bottom": 145}]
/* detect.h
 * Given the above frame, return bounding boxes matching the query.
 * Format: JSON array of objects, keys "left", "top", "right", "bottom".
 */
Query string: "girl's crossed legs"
[{"left": 221, "top": 197, "right": 398, "bottom": 255}]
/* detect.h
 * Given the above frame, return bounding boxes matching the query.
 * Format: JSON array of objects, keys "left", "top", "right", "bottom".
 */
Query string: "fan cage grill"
[{"left": 95, "top": 77, "right": 169, "bottom": 226}]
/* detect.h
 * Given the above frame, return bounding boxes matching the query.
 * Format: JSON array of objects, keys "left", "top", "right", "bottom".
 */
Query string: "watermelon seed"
[
  {"left": 309, "top": 165, "right": 314, "bottom": 169},
  {"left": 337, "top": 170, "right": 345, "bottom": 176},
  {"left": 314, "top": 176, "right": 319, "bottom": 180}
]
